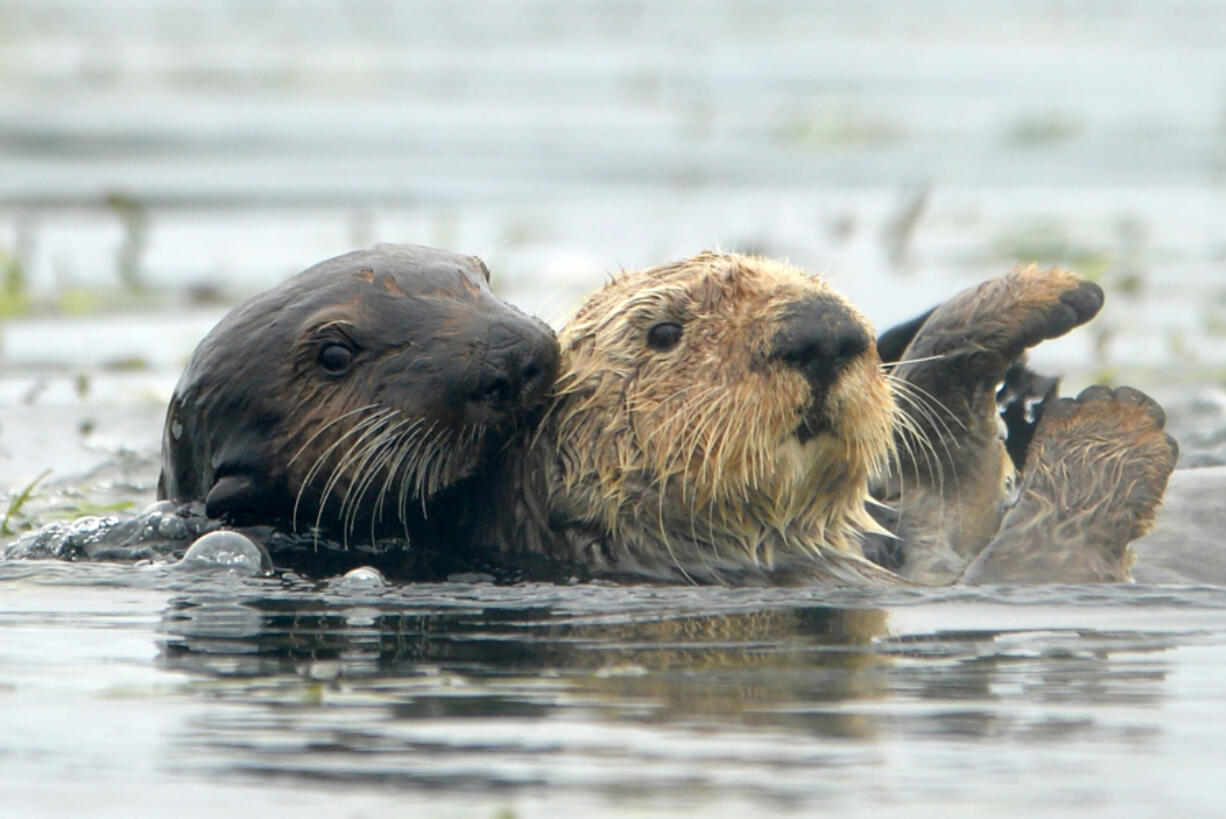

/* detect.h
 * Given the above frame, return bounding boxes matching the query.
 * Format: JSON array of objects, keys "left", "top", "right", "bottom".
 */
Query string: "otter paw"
[
  {"left": 1031, "top": 384, "right": 1178, "bottom": 525},
  {"left": 902, "top": 265, "right": 1103, "bottom": 366},
  {"left": 1010, "top": 267, "right": 1104, "bottom": 355},
  {"left": 963, "top": 384, "right": 1177, "bottom": 584}
]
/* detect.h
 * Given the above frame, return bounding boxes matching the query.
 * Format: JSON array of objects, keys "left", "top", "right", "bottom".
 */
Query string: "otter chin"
[
  {"left": 481, "top": 251, "right": 902, "bottom": 584},
  {"left": 158, "top": 243, "right": 559, "bottom": 549}
]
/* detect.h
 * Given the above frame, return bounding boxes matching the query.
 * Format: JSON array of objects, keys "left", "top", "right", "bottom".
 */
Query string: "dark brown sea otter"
[
  {"left": 157, "top": 244, "right": 558, "bottom": 555},
  {"left": 471, "top": 252, "right": 1177, "bottom": 585}
]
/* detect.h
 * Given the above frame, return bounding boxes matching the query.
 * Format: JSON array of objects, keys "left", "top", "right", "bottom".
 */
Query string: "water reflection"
[{"left": 154, "top": 585, "right": 1179, "bottom": 798}]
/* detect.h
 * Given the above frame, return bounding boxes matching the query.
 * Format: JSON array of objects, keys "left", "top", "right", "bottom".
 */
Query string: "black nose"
[
  {"left": 770, "top": 298, "right": 870, "bottom": 388},
  {"left": 466, "top": 317, "right": 559, "bottom": 421}
]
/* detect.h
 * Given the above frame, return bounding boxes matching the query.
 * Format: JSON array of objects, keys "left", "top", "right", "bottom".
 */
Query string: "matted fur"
[
  {"left": 479, "top": 252, "right": 1176, "bottom": 587},
  {"left": 496, "top": 251, "right": 901, "bottom": 584}
]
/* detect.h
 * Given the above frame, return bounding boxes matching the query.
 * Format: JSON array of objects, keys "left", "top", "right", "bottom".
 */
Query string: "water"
[
  {"left": 3, "top": 1, "right": 1226, "bottom": 816},
  {"left": 7, "top": 562, "right": 1226, "bottom": 817}
]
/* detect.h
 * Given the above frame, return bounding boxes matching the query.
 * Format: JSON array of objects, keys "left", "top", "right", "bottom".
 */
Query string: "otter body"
[{"left": 470, "top": 252, "right": 1177, "bottom": 586}]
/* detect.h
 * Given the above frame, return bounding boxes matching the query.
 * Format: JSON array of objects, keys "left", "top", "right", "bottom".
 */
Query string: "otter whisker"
[
  {"left": 327, "top": 416, "right": 394, "bottom": 549},
  {"left": 887, "top": 376, "right": 960, "bottom": 483},
  {"left": 316, "top": 408, "right": 397, "bottom": 547},
  {"left": 370, "top": 417, "right": 423, "bottom": 540},
  {"left": 889, "top": 374, "right": 966, "bottom": 437},
  {"left": 341, "top": 430, "right": 390, "bottom": 543},
  {"left": 889, "top": 391, "right": 943, "bottom": 485},
  {"left": 293, "top": 408, "right": 391, "bottom": 536},
  {"left": 344, "top": 413, "right": 414, "bottom": 545},
  {"left": 359, "top": 415, "right": 419, "bottom": 521},
  {"left": 288, "top": 403, "right": 379, "bottom": 468},
  {"left": 880, "top": 352, "right": 948, "bottom": 369},
  {"left": 395, "top": 420, "right": 437, "bottom": 522},
  {"left": 401, "top": 421, "right": 440, "bottom": 510}
]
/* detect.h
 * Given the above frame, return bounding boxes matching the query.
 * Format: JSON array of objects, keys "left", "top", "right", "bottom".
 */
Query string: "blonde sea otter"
[{"left": 474, "top": 251, "right": 1177, "bottom": 585}]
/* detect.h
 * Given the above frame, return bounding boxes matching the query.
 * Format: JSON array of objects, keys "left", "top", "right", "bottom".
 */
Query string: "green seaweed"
[
  {"left": 0, "top": 244, "right": 30, "bottom": 318},
  {"left": 1, "top": 469, "right": 51, "bottom": 536}
]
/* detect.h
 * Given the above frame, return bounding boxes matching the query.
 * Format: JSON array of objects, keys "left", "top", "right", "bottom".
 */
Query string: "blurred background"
[{"left": 2, "top": 0, "right": 1226, "bottom": 494}]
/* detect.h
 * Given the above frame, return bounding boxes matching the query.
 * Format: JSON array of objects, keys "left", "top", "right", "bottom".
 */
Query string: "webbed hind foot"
[{"left": 960, "top": 385, "right": 1178, "bottom": 584}]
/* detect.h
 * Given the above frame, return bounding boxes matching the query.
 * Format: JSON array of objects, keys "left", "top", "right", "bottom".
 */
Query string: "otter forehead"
[
  {"left": 563, "top": 251, "right": 863, "bottom": 353},
  {"left": 298, "top": 243, "right": 490, "bottom": 295},
  {"left": 278, "top": 244, "right": 518, "bottom": 355},
  {"left": 585, "top": 253, "right": 836, "bottom": 318},
  {"left": 291, "top": 245, "right": 491, "bottom": 315}
]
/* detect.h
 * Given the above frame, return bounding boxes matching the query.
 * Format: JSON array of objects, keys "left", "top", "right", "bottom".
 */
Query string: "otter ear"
[
  {"left": 473, "top": 256, "right": 492, "bottom": 283},
  {"left": 205, "top": 474, "right": 268, "bottom": 523}
]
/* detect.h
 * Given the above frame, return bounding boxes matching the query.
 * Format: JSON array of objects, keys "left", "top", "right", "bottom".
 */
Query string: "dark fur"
[{"left": 157, "top": 244, "right": 558, "bottom": 562}]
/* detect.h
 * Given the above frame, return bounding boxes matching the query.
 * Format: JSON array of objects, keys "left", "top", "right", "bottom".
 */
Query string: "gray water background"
[{"left": 3, "top": 1, "right": 1226, "bottom": 816}]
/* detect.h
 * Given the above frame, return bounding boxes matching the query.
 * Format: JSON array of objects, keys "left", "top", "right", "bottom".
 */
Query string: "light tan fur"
[
  {"left": 480, "top": 253, "right": 1175, "bottom": 587},
  {"left": 493, "top": 251, "right": 901, "bottom": 584}
]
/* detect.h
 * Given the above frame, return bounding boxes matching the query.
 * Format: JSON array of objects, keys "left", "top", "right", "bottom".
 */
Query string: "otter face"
[
  {"left": 159, "top": 244, "right": 558, "bottom": 543},
  {"left": 541, "top": 251, "right": 896, "bottom": 582}
]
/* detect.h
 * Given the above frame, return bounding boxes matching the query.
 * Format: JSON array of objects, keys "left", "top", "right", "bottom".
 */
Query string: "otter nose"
[
  {"left": 466, "top": 317, "right": 559, "bottom": 420},
  {"left": 770, "top": 298, "right": 870, "bottom": 387}
]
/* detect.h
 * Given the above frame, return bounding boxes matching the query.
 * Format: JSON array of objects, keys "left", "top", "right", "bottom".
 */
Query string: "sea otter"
[
  {"left": 470, "top": 252, "right": 1177, "bottom": 585},
  {"left": 2, "top": 249, "right": 1177, "bottom": 585},
  {"left": 155, "top": 243, "right": 558, "bottom": 564}
]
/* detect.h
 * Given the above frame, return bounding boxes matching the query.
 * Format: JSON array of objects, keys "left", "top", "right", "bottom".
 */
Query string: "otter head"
[
  {"left": 535, "top": 251, "right": 896, "bottom": 583},
  {"left": 158, "top": 243, "right": 558, "bottom": 543}
]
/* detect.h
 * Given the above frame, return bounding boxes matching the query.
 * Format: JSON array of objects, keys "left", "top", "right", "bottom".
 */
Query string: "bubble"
[
  {"left": 156, "top": 514, "right": 188, "bottom": 540},
  {"left": 176, "top": 530, "right": 271, "bottom": 576},
  {"left": 336, "top": 566, "right": 387, "bottom": 587},
  {"left": 140, "top": 500, "right": 177, "bottom": 517}
]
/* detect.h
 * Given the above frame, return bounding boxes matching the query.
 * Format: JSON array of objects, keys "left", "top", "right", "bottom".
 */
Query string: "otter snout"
[
  {"left": 464, "top": 316, "right": 559, "bottom": 425},
  {"left": 770, "top": 298, "right": 871, "bottom": 390}
]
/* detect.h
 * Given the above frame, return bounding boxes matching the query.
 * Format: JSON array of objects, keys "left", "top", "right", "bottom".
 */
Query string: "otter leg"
[
  {"left": 960, "top": 386, "right": 1178, "bottom": 584},
  {"left": 879, "top": 266, "right": 1103, "bottom": 583}
]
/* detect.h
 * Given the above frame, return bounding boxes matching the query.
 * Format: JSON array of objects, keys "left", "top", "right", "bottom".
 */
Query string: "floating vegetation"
[
  {"left": 57, "top": 287, "right": 105, "bottom": 315},
  {"left": 1005, "top": 111, "right": 1083, "bottom": 148},
  {"left": 1, "top": 469, "right": 51, "bottom": 536},
  {"left": 881, "top": 187, "right": 929, "bottom": 268},
  {"left": 103, "top": 191, "right": 149, "bottom": 293},
  {"left": 1203, "top": 306, "right": 1226, "bottom": 338},
  {"left": 0, "top": 244, "right": 30, "bottom": 318},
  {"left": 989, "top": 219, "right": 1114, "bottom": 280},
  {"left": 102, "top": 356, "right": 152, "bottom": 372},
  {"left": 773, "top": 105, "right": 904, "bottom": 151}
]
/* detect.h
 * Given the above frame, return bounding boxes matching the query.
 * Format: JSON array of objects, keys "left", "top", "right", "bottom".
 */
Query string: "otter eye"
[
  {"left": 647, "top": 322, "right": 683, "bottom": 351},
  {"left": 318, "top": 342, "right": 355, "bottom": 375}
]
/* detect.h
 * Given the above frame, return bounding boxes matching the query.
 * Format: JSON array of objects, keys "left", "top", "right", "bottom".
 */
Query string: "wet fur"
[
  {"left": 477, "top": 254, "right": 1176, "bottom": 587},
  {"left": 872, "top": 265, "right": 1176, "bottom": 584},
  {"left": 482, "top": 252, "right": 902, "bottom": 584},
  {"left": 158, "top": 244, "right": 558, "bottom": 556}
]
